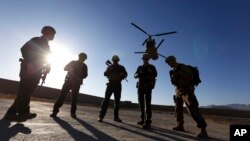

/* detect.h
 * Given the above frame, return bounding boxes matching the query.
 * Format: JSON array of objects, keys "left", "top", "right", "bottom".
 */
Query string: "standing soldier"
[
  {"left": 3, "top": 26, "right": 56, "bottom": 121},
  {"left": 165, "top": 55, "right": 208, "bottom": 138},
  {"left": 134, "top": 54, "right": 157, "bottom": 129},
  {"left": 50, "top": 53, "right": 88, "bottom": 118},
  {"left": 98, "top": 55, "right": 127, "bottom": 122}
]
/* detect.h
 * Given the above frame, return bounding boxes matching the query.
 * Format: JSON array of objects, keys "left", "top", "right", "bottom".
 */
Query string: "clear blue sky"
[{"left": 0, "top": 0, "right": 249, "bottom": 106}]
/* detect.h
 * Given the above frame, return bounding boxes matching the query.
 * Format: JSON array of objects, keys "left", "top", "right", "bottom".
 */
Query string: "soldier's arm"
[
  {"left": 121, "top": 66, "right": 128, "bottom": 79},
  {"left": 64, "top": 61, "right": 74, "bottom": 71},
  {"left": 104, "top": 66, "right": 111, "bottom": 76},
  {"left": 134, "top": 66, "right": 141, "bottom": 78},
  {"left": 81, "top": 64, "right": 88, "bottom": 79},
  {"left": 152, "top": 65, "right": 157, "bottom": 78}
]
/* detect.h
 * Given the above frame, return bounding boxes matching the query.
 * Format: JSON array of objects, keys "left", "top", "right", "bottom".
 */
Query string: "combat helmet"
[
  {"left": 41, "top": 26, "right": 56, "bottom": 34},
  {"left": 112, "top": 55, "right": 120, "bottom": 62}
]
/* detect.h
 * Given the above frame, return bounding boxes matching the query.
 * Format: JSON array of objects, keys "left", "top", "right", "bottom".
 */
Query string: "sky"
[{"left": 0, "top": 0, "right": 250, "bottom": 106}]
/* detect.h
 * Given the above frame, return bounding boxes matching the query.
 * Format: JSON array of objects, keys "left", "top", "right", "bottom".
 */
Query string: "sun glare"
[
  {"left": 45, "top": 41, "right": 76, "bottom": 88},
  {"left": 47, "top": 42, "right": 75, "bottom": 67}
]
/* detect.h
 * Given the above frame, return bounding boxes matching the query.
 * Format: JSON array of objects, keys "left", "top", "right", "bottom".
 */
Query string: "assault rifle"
[
  {"left": 105, "top": 60, "right": 128, "bottom": 82},
  {"left": 41, "top": 65, "right": 50, "bottom": 86}
]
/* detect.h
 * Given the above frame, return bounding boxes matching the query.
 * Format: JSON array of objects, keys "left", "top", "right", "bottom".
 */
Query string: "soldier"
[
  {"left": 50, "top": 53, "right": 88, "bottom": 118},
  {"left": 3, "top": 26, "right": 56, "bottom": 121},
  {"left": 98, "top": 55, "right": 127, "bottom": 122},
  {"left": 134, "top": 54, "right": 157, "bottom": 129},
  {"left": 165, "top": 55, "right": 208, "bottom": 138}
]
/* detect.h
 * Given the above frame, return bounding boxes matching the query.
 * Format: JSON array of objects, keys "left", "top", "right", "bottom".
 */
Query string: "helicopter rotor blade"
[
  {"left": 156, "top": 39, "right": 165, "bottom": 49},
  {"left": 142, "top": 38, "right": 148, "bottom": 46},
  {"left": 158, "top": 54, "right": 167, "bottom": 59},
  {"left": 134, "top": 52, "right": 146, "bottom": 54},
  {"left": 131, "top": 23, "right": 150, "bottom": 36},
  {"left": 153, "top": 31, "right": 177, "bottom": 36}
]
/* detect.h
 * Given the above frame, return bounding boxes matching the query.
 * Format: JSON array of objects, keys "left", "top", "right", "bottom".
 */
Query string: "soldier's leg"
[
  {"left": 183, "top": 93, "right": 207, "bottom": 128},
  {"left": 71, "top": 84, "right": 80, "bottom": 117},
  {"left": 52, "top": 81, "right": 71, "bottom": 115},
  {"left": 4, "top": 81, "right": 25, "bottom": 116},
  {"left": 19, "top": 73, "right": 41, "bottom": 115},
  {"left": 137, "top": 88, "right": 145, "bottom": 123},
  {"left": 145, "top": 89, "right": 152, "bottom": 125},
  {"left": 99, "top": 84, "right": 113, "bottom": 118},
  {"left": 175, "top": 95, "right": 184, "bottom": 126},
  {"left": 113, "top": 84, "right": 121, "bottom": 118}
]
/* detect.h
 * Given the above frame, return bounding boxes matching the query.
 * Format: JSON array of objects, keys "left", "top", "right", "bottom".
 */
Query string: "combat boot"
[
  {"left": 197, "top": 128, "right": 208, "bottom": 138},
  {"left": 97, "top": 117, "right": 103, "bottom": 122},
  {"left": 172, "top": 125, "right": 185, "bottom": 131},
  {"left": 71, "top": 113, "right": 77, "bottom": 119},
  {"left": 50, "top": 109, "right": 59, "bottom": 118},
  {"left": 142, "top": 123, "right": 151, "bottom": 129},
  {"left": 137, "top": 120, "right": 144, "bottom": 125},
  {"left": 18, "top": 113, "right": 37, "bottom": 122},
  {"left": 50, "top": 113, "right": 57, "bottom": 118},
  {"left": 114, "top": 117, "right": 122, "bottom": 122}
]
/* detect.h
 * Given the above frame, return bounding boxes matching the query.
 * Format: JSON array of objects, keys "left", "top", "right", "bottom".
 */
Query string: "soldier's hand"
[{"left": 134, "top": 73, "right": 139, "bottom": 78}]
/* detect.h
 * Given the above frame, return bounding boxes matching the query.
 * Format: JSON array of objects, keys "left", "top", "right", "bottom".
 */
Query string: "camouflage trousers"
[
  {"left": 53, "top": 79, "right": 81, "bottom": 115},
  {"left": 175, "top": 88, "right": 207, "bottom": 128}
]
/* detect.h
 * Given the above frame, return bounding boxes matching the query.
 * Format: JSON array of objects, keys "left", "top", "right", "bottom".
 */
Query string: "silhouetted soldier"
[
  {"left": 134, "top": 54, "right": 157, "bottom": 129},
  {"left": 3, "top": 26, "right": 56, "bottom": 121},
  {"left": 165, "top": 55, "right": 208, "bottom": 138},
  {"left": 50, "top": 53, "right": 88, "bottom": 118},
  {"left": 98, "top": 55, "right": 127, "bottom": 122}
]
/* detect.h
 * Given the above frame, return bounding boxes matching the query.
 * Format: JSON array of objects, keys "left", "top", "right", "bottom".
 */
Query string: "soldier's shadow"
[
  {"left": 0, "top": 118, "right": 31, "bottom": 140},
  {"left": 75, "top": 117, "right": 118, "bottom": 141},
  {"left": 52, "top": 117, "right": 97, "bottom": 141}
]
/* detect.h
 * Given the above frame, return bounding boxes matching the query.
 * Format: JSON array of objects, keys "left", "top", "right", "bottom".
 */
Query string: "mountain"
[{"left": 204, "top": 104, "right": 250, "bottom": 111}]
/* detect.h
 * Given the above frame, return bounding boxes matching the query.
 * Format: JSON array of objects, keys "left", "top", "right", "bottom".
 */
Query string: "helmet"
[
  {"left": 41, "top": 26, "right": 56, "bottom": 34},
  {"left": 79, "top": 53, "right": 87, "bottom": 59},
  {"left": 112, "top": 55, "right": 120, "bottom": 61},
  {"left": 142, "top": 54, "right": 150, "bottom": 60},
  {"left": 165, "top": 55, "right": 176, "bottom": 63}
]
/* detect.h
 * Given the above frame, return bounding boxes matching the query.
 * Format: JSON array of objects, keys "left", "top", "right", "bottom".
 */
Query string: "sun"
[
  {"left": 47, "top": 42, "right": 75, "bottom": 68},
  {"left": 45, "top": 41, "right": 76, "bottom": 88}
]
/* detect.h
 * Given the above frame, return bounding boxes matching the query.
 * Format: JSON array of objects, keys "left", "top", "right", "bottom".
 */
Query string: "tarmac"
[{"left": 0, "top": 99, "right": 229, "bottom": 141}]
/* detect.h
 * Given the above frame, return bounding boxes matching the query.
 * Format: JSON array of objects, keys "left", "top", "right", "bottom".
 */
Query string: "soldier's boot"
[
  {"left": 173, "top": 125, "right": 185, "bottom": 131},
  {"left": 18, "top": 113, "right": 37, "bottom": 122},
  {"left": 71, "top": 113, "right": 77, "bottom": 119},
  {"left": 137, "top": 120, "right": 144, "bottom": 125},
  {"left": 197, "top": 128, "right": 208, "bottom": 138},
  {"left": 98, "top": 115, "right": 104, "bottom": 122},
  {"left": 114, "top": 117, "right": 122, "bottom": 122},
  {"left": 143, "top": 120, "right": 151, "bottom": 129},
  {"left": 142, "top": 123, "right": 151, "bottom": 129},
  {"left": 50, "top": 109, "right": 59, "bottom": 118}
]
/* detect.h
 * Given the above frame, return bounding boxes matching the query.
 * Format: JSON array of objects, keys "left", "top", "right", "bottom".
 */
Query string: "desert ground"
[{"left": 1, "top": 93, "right": 250, "bottom": 141}]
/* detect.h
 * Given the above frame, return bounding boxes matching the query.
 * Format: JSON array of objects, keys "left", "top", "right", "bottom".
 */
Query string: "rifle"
[
  {"left": 105, "top": 60, "right": 128, "bottom": 82},
  {"left": 41, "top": 65, "right": 50, "bottom": 86}
]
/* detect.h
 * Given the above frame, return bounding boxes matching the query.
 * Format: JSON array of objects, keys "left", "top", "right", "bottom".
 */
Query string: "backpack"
[{"left": 187, "top": 65, "right": 201, "bottom": 87}]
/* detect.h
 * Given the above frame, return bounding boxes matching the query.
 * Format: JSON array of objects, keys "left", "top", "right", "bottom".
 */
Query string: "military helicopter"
[{"left": 131, "top": 23, "right": 177, "bottom": 60}]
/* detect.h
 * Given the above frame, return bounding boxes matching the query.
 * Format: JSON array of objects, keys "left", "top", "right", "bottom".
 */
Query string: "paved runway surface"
[{"left": 0, "top": 99, "right": 229, "bottom": 141}]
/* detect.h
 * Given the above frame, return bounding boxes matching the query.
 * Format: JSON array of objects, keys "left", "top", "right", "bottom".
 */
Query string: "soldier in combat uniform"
[
  {"left": 134, "top": 54, "right": 157, "bottom": 129},
  {"left": 98, "top": 55, "right": 127, "bottom": 122},
  {"left": 165, "top": 55, "right": 208, "bottom": 138},
  {"left": 50, "top": 53, "right": 88, "bottom": 118},
  {"left": 4, "top": 26, "right": 56, "bottom": 121}
]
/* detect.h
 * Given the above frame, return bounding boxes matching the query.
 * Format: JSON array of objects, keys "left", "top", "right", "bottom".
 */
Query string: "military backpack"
[{"left": 187, "top": 65, "right": 201, "bottom": 87}]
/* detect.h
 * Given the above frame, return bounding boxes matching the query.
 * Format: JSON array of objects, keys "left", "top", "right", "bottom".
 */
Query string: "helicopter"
[{"left": 131, "top": 23, "right": 177, "bottom": 60}]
